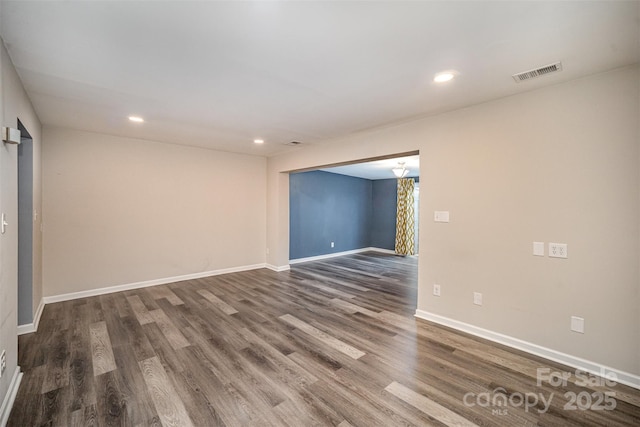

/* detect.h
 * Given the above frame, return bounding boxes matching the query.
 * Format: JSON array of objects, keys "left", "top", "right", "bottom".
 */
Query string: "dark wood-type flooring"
[{"left": 9, "top": 252, "right": 640, "bottom": 426}]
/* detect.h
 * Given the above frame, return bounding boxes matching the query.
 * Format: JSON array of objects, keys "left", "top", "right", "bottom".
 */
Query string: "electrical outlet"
[
  {"left": 473, "top": 292, "right": 482, "bottom": 306},
  {"left": 433, "top": 284, "right": 441, "bottom": 297},
  {"left": 549, "top": 242, "right": 568, "bottom": 258},
  {"left": 331, "top": 242, "right": 335, "bottom": 248},
  {"left": 0, "top": 350, "right": 6, "bottom": 377}
]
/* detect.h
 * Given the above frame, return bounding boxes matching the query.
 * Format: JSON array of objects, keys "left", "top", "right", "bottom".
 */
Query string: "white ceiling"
[
  {"left": 1, "top": 1, "right": 638, "bottom": 157},
  {"left": 320, "top": 155, "right": 419, "bottom": 180}
]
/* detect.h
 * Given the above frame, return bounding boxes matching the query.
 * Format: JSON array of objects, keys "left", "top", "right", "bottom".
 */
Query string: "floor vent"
[{"left": 512, "top": 62, "right": 562, "bottom": 82}]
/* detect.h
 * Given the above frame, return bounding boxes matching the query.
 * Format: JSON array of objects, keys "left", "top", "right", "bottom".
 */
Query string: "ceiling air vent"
[{"left": 512, "top": 62, "right": 562, "bottom": 83}]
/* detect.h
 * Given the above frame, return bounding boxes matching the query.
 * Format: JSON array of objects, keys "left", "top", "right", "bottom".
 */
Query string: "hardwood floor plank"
[
  {"left": 309, "top": 377, "right": 411, "bottom": 427},
  {"left": 100, "top": 294, "right": 131, "bottom": 349},
  {"left": 41, "top": 328, "right": 71, "bottom": 393},
  {"left": 127, "top": 295, "right": 155, "bottom": 325},
  {"left": 198, "top": 289, "right": 239, "bottom": 315},
  {"left": 83, "top": 403, "right": 98, "bottom": 427},
  {"left": 330, "top": 297, "right": 378, "bottom": 316},
  {"left": 149, "top": 308, "right": 191, "bottom": 350},
  {"left": 113, "top": 291, "right": 135, "bottom": 319},
  {"left": 89, "top": 321, "right": 117, "bottom": 376},
  {"left": 385, "top": 381, "right": 479, "bottom": 427},
  {"left": 148, "top": 285, "right": 184, "bottom": 305},
  {"left": 171, "top": 367, "right": 229, "bottom": 427},
  {"left": 112, "top": 344, "right": 160, "bottom": 425},
  {"left": 18, "top": 329, "right": 45, "bottom": 369},
  {"left": 279, "top": 314, "right": 366, "bottom": 360},
  {"left": 6, "top": 365, "right": 45, "bottom": 426},
  {"left": 41, "top": 387, "right": 71, "bottom": 427},
  {"left": 179, "top": 328, "right": 289, "bottom": 424},
  {"left": 177, "top": 345, "right": 256, "bottom": 426},
  {"left": 95, "top": 371, "right": 130, "bottom": 425},
  {"left": 69, "top": 408, "right": 83, "bottom": 427},
  {"left": 301, "top": 280, "right": 357, "bottom": 299},
  {"left": 120, "top": 314, "right": 157, "bottom": 361},
  {"left": 138, "top": 356, "right": 195, "bottom": 427},
  {"left": 237, "top": 326, "right": 319, "bottom": 387},
  {"left": 142, "top": 322, "right": 188, "bottom": 374},
  {"left": 69, "top": 308, "right": 97, "bottom": 411}
]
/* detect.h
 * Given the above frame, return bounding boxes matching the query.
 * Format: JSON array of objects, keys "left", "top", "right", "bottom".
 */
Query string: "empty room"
[{"left": 0, "top": 1, "right": 639, "bottom": 426}]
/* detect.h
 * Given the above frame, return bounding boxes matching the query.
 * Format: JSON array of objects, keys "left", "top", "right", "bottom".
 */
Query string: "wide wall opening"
[{"left": 288, "top": 153, "right": 420, "bottom": 263}]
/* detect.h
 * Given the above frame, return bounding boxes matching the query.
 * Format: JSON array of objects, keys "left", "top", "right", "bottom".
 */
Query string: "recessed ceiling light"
[
  {"left": 254, "top": 139, "right": 264, "bottom": 144},
  {"left": 434, "top": 72, "right": 455, "bottom": 83},
  {"left": 128, "top": 116, "right": 144, "bottom": 123}
]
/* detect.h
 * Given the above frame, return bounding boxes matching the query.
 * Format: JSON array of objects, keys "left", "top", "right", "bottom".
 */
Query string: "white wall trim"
[
  {"left": 33, "top": 298, "right": 44, "bottom": 332},
  {"left": 16, "top": 298, "right": 45, "bottom": 336},
  {"left": 266, "top": 264, "right": 290, "bottom": 272},
  {"left": 415, "top": 309, "right": 640, "bottom": 390},
  {"left": 289, "top": 247, "right": 396, "bottom": 264},
  {"left": 368, "top": 247, "right": 397, "bottom": 255},
  {"left": 17, "top": 324, "right": 34, "bottom": 336},
  {"left": 0, "top": 367, "right": 23, "bottom": 427},
  {"left": 43, "top": 263, "right": 267, "bottom": 304}
]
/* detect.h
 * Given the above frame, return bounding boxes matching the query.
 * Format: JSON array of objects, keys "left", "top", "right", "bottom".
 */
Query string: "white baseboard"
[
  {"left": 43, "top": 263, "right": 267, "bottom": 305},
  {"left": 368, "top": 247, "right": 397, "bottom": 255},
  {"left": 289, "top": 247, "right": 396, "bottom": 265},
  {"left": 266, "top": 264, "right": 290, "bottom": 272},
  {"left": 0, "top": 367, "right": 23, "bottom": 427},
  {"left": 17, "top": 324, "right": 33, "bottom": 336},
  {"left": 415, "top": 309, "right": 640, "bottom": 390},
  {"left": 17, "top": 298, "right": 44, "bottom": 336}
]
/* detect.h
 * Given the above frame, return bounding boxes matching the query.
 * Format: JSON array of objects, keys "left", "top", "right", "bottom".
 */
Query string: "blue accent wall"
[
  {"left": 290, "top": 173, "right": 420, "bottom": 259},
  {"left": 370, "top": 179, "right": 398, "bottom": 250},
  {"left": 290, "top": 171, "right": 373, "bottom": 259}
]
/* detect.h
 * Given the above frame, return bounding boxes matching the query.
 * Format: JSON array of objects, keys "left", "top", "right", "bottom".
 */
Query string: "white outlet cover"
[
  {"left": 549, "top": 242, "right": 568, "bottom": 258},
  {"left": 433, "top": 284, "right": 441, "bottom": 296}
]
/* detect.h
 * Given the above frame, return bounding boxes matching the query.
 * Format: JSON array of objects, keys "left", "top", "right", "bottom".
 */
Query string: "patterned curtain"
[{"left": 395, "top": 178, "right": 415, "bottom": 256}]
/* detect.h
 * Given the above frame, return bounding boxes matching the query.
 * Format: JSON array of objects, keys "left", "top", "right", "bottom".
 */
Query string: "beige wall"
[
  {"left": 42, "top": 127, "right": 267, "bottom": 297},
  {"left": 0, "top": 39, "right": 42, "bottom": 413},
  {"left": 267, "top": 66, "right": 640, "bottom": 376}
]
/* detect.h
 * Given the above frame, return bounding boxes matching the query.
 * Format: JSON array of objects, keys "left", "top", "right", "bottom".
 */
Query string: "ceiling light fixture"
[
  {"left": 254, "top": 139, "right": 264, "bottom": 144},
  {"left": 434, "top": 72, "right": 455, "bottom": 83},
  {"left": 128, "top": 116, "right": 144, "bottom": 123},
  {"left": 392, "top": 162, "right": 409, "bottom": 178}
]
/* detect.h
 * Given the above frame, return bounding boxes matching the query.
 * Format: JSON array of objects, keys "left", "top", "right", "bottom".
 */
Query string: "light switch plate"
[
  {"left": 533, "top": 242, "right": 545, "bottom": 256},
  {"left": 473, "top": 292, "right": 482, "bottom": 306},
  {"left": 571, "top": 316, "right": 584, "bottom": 333}
]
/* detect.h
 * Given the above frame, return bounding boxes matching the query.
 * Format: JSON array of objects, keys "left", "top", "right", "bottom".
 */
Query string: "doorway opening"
[
  {"left": 17, "top": 120, "right": 34, "bottom": 326},
  {"left": 288, "top": 152, "right": 420, "bottom": 262}
]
